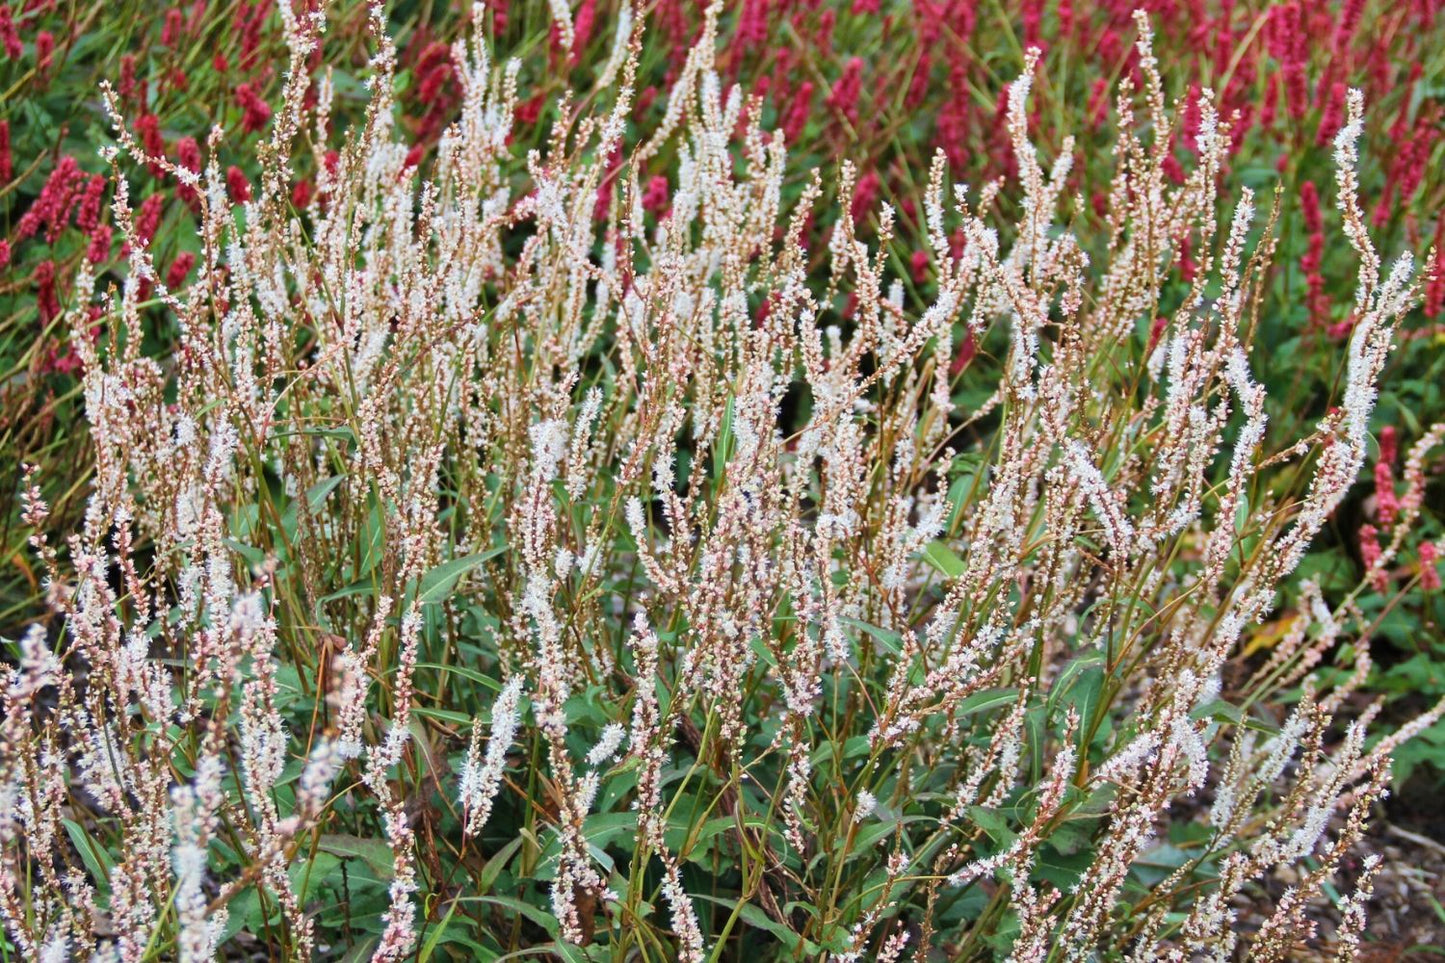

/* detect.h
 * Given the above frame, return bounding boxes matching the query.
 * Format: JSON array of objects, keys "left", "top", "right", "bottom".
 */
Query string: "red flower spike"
[
  {"left": 1425, "top": 220, "right": 1445, "bottom": 318},
  {"left": 1163, "top": 152, "right": 1185, "bottom": 186},
  {"left": 77, "top": 174, "right": 107, "bottom": 233},
  {"left": 35, "top": 30, "right": 55, "bottom": 78},
  {"left": 1300, "top": 181, "right": 1323, "bottom": 234},
  {"left": 572, "top": 0, "right": 597, "bottom": 61},
  {"left": 782, "top": 81, "right": 814, "bottom": 144},
  {"left": 227, "top": 166, "right": 251, "bottom": 203},
  {"left": 175, "top": 137, "right": 202, "bottom": 208},
  {"left": 18, "top": 156, "right": 84, "bottom": 243},
  {"left": 1021, "top": 0, "right": 1043, "bottom": 48},
  {"left": 162, "top": 8, "right": 184, "bottom": 45},
  {"left": 1374, "top": 460, "right": 1400, "bottom": 526},
  {"left": 1379, "top": 425, "right": 1398, "bottom": 466},
  {"left": 119, "top": 55, "right": 138, "bottom": 100},
  {"left": 35, "top": 260, "right": 60, "bottom": 323},
  {"left": 1316, "top": 82, "right": 1346, "bottom": 148},
  {"left": 950, "top": 328, "right": 977, "bottom": 376},
  {"left": 906, "top": 53, "right": 931, "bottom": 110},
  {"left": 1421, "top": 542, "right": 1441, "bottom": 591},
  {"left": 134, "top": 193, "right": 164, "bottom": 247},
  {"left": 642, "top": 175, "right": 670, "bottom": 216},
  {"left": 1181, "top": 84, "right": 1202, "bottom": 154},
  {"left": 136, "top": 114, "right": 165, "bottom": 163},
  {"left": 166, "top": 251, "right": 195, "bottom": 289},
  {"left": 0, "top": 6, "right": 21, "bottom": 60},
  {"left": 516, "top": 91, "right": 545, "bottom": 127},
  {"left": 87, "top": 225, "right": 112, "bottom": 264},
  {"left": 1334, "top": 0, "right": 1367, "bottom": 54},
  {"left": 1360, "top": 523, "right": 1383, "bottom": 573},
  {"left": 0, "top": 119, "right": 11, "bottom": 183},
  {"left": 815, "top": 10, "right": 836, "bottom": 56},
  {"left": 910, "top": 249, "right": 929, "bottom": 286},
  {"left": 827, "top": 57, "right": 863, "bottom": 126},
  {"left": 850, "top": 170, "right": 880, "bottom": 225},
  {"left": 236, "top": 83, "right": 272, "bottom": 133},
  {"left": 1147, "top": 315, "right": 1169, "bottom": 353},
  {"left": 1178, "top": 234, "right": 1196, "bottom": 283}
]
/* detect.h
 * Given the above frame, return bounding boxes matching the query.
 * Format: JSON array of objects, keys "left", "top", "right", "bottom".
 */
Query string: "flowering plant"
[{"left": 2, "top": 2, "right": 1444, "bottom": 960}]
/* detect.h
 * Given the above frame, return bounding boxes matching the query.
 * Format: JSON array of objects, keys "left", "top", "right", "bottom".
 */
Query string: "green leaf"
[
  {"left": 1191, "top": 698, "right": 1280, "bottom": 736},
  {"left": 63, "top": 818, "right": 114, "bottom": 884},
  {"left": 945, "top": 463, "right": 981, "bottom": 528},
  {"left": 338, "top": 937, "right": 382, "bottom": 962},
  {"left": 313, "top": 578, "right": 379, "bottom": 627},
  {"left": 354, "top": 498, "right": 387, "bottom": 579},
  {"left": 290, "top": 852, "right": 342, "bottom": 904},
  {"left": 810, "top": 735, "right": 871, "bottom": 769},
  {"left": 1131, "top": 843, "right": 1195, "bottom": 887},
  {"left": 478, "top": 835, "right": 524, "bottom": 895},
  {"left": 417, "top": 546, "right": 508, "bottom": 605},
  {"left": 1233, "top": 492, "right": 1251, "bottom": 535},
  {"left": 418, "top": 900, "right": 499, "bottom": 962},
  {"left": 1024, "top": 704, "right": 1046, "bottom": 784},
  {"left": 966, "top": 805, "right": 1017, "bottom": 847},
  {"left": 218, "top": 887, "right": 272, "bottom": 945},
  {"left": 845, "top": 816, "right": 932, "bottom": 862},
  {"left": 1191, "top": 698, "right": 1243, "bottom": 727},
  {"left": 839, "top": 616, "right": 903, "bottom": 654},
  {"left": 920, "top": 540, "right": 966, "bottom": 578},
  {"left": 317, "top": 834, "right": 396, "bottom": 880},
  {"left": 295, "top": 425, "right": 357, "bottom": 443},
  {"left": 714, "top": 392, "right": 736, "bottom": 468},
  {"left": 278, "top": 475, "right": 345, "bottom": 541},
  {"left": 417, "top": 909, "right": 454, "bottom": 963},
  {"left": 1046, "top": 655, "right": 1106, "bottom": 733},
  {"left": 535, "top": 813, "right": 638, "bottom": 879},
  {"left": 460, "top": 895, "right": 559, "bottom": 938},
  {"left": 749, "top": 633, "right": 779, "bottom": 669},
  {"left": 955, "top": 687, "right": 1021, "bottom": 719},
  {"left": 306, "top": 474, "right": 345, "bottom": 513},
  {"left": 1043, "top": 818, "right": 1095, "bottom": 857},
  {"left": 693, "top": 895, "right": 809, "bottom": 953},
  {"left": 413, "top": 706, "right": 475, "bottom": 726},
  {"left": 415, "top": 661, "right": 503, "bottom": 693},
  {"left": 550, "top": 941, "right": 591, "bottom": 963},
  {"left": 222, "top": 536, "right": 268, "bottom": 569}
]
